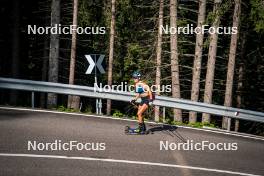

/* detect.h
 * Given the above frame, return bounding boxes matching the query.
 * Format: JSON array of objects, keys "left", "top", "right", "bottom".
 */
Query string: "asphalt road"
[{"left": 0, "top": 108, "right": 263, "bottom": 176}]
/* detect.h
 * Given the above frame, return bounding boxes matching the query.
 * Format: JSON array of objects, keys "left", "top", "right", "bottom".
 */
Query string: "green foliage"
[
  {"left": 83, "top": 105, "right": 93, "bottom": 114},
  {"left": 112, "top": 0, "right": 157, "bottom": 83},
  {"left": 167, "top": 120, "right": 218, "bottom": 129},
  {"left": 188, "top": 122, "right": 204, "bottom": 128},
  {"left": 124, "top": 44, "right": 143, "bottom": 72},
  {"left": 254, "top": 123, "right": 264, "bottom": 136},
  {"left": 131, "top": 115, "right": 137, "bottom": 120},
  {"left": 78, "top": 0, "right": 90, "bottom": 27},
  {"left": 57, "top": 105, "right": 78, "bottom": 113},
  {"left": 202, "top": 122, "right": 218, "bottom": 128},
  {"left": 113, "top": 109, "right": 124, "bottom": 118},
  {"left": 78, "top": 0, "right": 104, "bottom": 27},
  {"left": 206, "top": 1, "right": 232, "bottom": 25},
  {"left": 250, "top": 0, "right": 264, "bottom": 33}
]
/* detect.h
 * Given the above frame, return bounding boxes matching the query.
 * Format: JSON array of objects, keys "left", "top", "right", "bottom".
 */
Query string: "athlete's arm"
[
  {"left": 147, "top": 84, "right": 153, "bottom": 100},
  {"left": 149, "top": 90, "right": 153, "bottom": 100},
  {"left": 131, "top": 83, "right": 140, "bottom": 103},
  {"left": 134, "top": 93, "right": 140, "bottom": 101}
]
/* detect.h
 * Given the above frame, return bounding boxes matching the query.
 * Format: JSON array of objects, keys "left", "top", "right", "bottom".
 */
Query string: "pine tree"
[
  {"left": 67, "top": 0, "right": 80, "bottom": 110},
  {"left": 47, "top": 0, "right": 60, "bottom": 108},
  {"left": 202, "top": 0, "right": 222, "bottom": 123},
  {"left": 155, "top": 0, "right": 164, "bottom": 122},
  {"left": 189, "top": 0, "right": 206, "bottom": 123},
  {"left": 170, "top": 0, "right": 182, "bottom": 122},
  {"left": 107, "top": 0, "right": 116, "bottom": 115},
  {"left": 10, "top": 0, "right": 20, "bottom": 105},
  {"left": 223, "top": 0, "right": 241, "bottom": 129}
]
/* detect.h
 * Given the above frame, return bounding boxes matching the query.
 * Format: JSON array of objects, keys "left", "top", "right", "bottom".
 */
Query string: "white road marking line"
[
  {"left": 0, "top": 106, "right": 264, "bottom": 141},
  {"left": 0, "top": 153, "right": 260, "bottom": 176}
]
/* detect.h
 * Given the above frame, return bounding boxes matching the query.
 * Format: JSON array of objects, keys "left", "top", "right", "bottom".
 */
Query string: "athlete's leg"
[
  {"left": 132, "top": 105, "right": 142, "bottom": 133},
  {"left": 137, "top": 105, "right": 142, "bottom": 122},
  {"left": 137, "top": 104, "right": 148, "bottom": 123},
  {"left": 137, "top": 104, "right": 148, "bottom": 132}
]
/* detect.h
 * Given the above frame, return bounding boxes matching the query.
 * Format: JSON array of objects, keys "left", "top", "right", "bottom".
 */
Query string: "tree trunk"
[
  {"left": 67, "top": 0, "right": 80, "bottom": 110},
  {"left": 47, "top": 0, "right": 60, "bottom": 109},
  {"left": 107, "top": 0, "right": 116, "bottom": 116},
  {"left": 170, "top": 0, "right": 182, "bottom": 122},
  {"left": 235, "top": 32, "right": 246, "bottom": 132},
  {"left": 202, "top": 0, "right": 221, "bottom": 123},
  {"left": 222, "top": 0, "right": 241, "bottom": 129},
  {"left": 10, "top": 0, "right": 20, "bottom": 105},
  {"left": 189, "top": 0, "right": 206, "bottom": 123},
  {"left": 154, "top": 0, "right": 164, "bottom": 122},
  {"left": 235, "top": 63, "right": 243, "bottom": 131},
  {"left": 40, "top": 4, "right": 50, "bottom": 109},
  {"left": 40, "top": 39, "right": 49, "bottom": 108}
]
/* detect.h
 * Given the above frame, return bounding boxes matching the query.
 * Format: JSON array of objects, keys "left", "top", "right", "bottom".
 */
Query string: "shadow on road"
[
  {"left": 148, "top": 124, "right": 187, "bottom": 143},
  {"left": 0, "top": 110, "right": 32, "bottom": 120}
]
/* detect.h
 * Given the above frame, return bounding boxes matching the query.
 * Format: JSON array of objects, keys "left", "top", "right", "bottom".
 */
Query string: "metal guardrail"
[{"left": 0, "top": 77, "right": 264, "bottom": 124}]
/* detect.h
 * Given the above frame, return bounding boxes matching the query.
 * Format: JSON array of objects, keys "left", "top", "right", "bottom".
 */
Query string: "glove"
[
  {"left": 130, "top": 99, "right": 136, "bottom": 104},
  {"left": 149, "top": 99, "right": 153, "bottom": 106}
]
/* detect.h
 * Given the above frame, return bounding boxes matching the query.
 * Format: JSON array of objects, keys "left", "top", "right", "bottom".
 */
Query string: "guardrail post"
[
  {"left": 227, "top": 118, "right": 231, "bottom": 131},
  {"left": 96, "top": 99, "right": 99, "bottom": 114},
  {"left": 31, "top": 92, "right": 35, "bottom": 108},
  {"left": 163, "top": 107, "right": 166, "bottom": 122},
  {"left": 79, "top": 102, "right": 82, "bottom": 112},
  {"left": 99, "top": 99, "right": 102, "bottom": 115}
]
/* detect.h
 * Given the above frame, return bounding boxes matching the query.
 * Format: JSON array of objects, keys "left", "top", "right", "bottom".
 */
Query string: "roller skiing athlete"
[{"left": 125, "top": 71, "right": 153, "bottom": 135}]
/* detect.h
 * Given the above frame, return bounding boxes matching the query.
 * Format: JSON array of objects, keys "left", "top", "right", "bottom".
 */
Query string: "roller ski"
[
  {"left": 125, "top": 121, "right": 153, "bottom": 135},
  {"left": 125, "top": 125, "right": 149, "bottom": 135}
]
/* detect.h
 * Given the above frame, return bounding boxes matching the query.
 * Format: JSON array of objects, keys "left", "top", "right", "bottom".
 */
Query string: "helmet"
[{"left": 132, "top": 71, "right": 141, "bottom": 79}]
